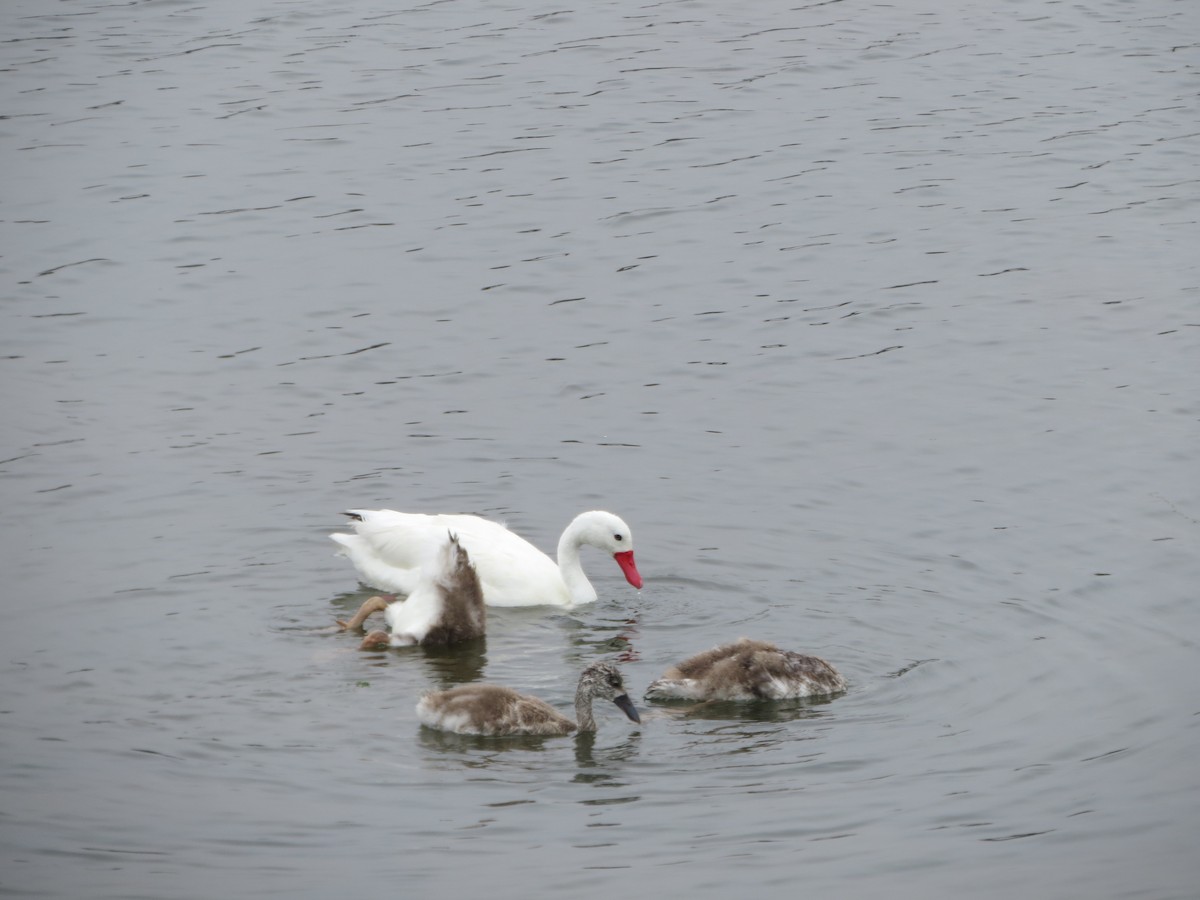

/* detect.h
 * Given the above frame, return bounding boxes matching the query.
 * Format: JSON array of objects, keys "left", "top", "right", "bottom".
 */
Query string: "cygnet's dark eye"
[
  {"left": 613, "top": 533, "right": 623, "bottom": 542},
  {"left": 609, "top": 675, "right": 622, "bottom": 688}
]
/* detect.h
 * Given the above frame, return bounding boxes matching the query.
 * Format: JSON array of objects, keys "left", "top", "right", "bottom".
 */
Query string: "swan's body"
[
  {"left": 645, "top": 638, "right": 846, "bottom": 701},
  {"left": 338, "top": 532, "right": 485, "bottom": 649},
  {"left": 416, "top": 662, "right": 641, "bottom": 736},
  {"left": 331, "top": 509, "right": 641, "bottom": 608}
]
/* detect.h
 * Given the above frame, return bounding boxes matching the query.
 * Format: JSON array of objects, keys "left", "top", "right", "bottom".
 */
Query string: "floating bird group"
[{"left": 330, "top": 507, "right": 845, "bottom": 737}]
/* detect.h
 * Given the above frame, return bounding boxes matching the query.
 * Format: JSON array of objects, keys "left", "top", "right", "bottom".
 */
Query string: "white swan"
[
  {"left": 330, "top": 509, "right": 642, "bottom": 608},
  {"left": 337, "top": 532, "right": 486, "bottom": 649},
  {"left": 644, "top": 638, "right": 847, "bottom": 701},
  {"left": 416, "top": 662, "right": 641, "bottom": 736}
]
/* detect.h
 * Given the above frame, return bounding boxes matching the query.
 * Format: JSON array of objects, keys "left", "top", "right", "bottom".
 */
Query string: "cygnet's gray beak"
[{"left": 612, "top": 693, "right": 641, "bottom": 724}]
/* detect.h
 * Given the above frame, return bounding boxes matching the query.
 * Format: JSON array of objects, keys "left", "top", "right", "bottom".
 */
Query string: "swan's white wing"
[{"left": 332, "top": 509, "right": 571, "bottom": 606}]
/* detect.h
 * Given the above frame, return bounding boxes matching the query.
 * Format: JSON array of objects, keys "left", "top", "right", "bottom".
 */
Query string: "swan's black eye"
[
  {"left": 613, "top": 533, "right": 623, "bottom": 542},
  {"left": 609, "top": 675, "right": 622, "bottom": 687}
]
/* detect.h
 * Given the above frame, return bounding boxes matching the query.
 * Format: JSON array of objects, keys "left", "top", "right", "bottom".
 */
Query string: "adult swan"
[{"left": 330, "top": 509, "right": 642, "bottom": 608}]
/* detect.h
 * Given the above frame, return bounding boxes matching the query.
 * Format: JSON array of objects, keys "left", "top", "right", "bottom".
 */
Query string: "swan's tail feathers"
[{"left": 328, "top": 529, "right": 420, "bottom": 594}]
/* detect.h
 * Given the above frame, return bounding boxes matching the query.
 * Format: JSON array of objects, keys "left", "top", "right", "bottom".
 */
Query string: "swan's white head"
[{"left": 569, "top": 511, "right": 642, "bottom": 589}]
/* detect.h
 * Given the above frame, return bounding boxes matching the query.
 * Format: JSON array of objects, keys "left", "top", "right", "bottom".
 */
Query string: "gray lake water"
[{"left": 3, "top": 0, "right": 1198, "bottom": 897}]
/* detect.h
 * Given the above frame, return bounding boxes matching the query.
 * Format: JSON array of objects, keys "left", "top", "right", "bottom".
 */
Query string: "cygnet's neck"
[{"left": 573, "top": 683, "right": 598, "bottom": 733}]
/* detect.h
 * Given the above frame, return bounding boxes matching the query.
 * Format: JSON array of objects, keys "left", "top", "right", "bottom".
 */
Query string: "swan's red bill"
[{"left": 613, "top": 549, "right": 642, "bottom": 589}]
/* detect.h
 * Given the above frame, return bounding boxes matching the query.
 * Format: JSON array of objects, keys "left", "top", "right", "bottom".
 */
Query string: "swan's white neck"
[{"left": 556, "top": 523, "right": 598, "bottom": 606}]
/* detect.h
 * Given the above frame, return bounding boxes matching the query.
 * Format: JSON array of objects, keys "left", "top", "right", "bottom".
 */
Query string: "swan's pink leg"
[{"left": 336, "top": 594, "right": 394, "bottom": 632}]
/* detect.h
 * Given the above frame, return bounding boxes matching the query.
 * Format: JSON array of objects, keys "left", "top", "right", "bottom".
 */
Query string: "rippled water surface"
[{"left": 3, "top": 0, "right": 1198, "bottom": 897}]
